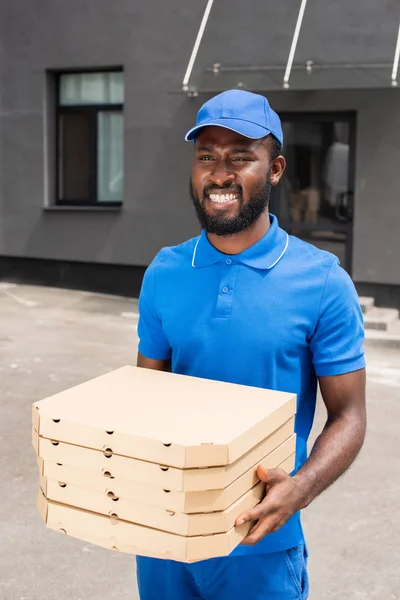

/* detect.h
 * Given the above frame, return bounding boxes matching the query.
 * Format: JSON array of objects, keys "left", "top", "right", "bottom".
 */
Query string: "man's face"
[{"left": 190, "top": 126, "right": 282, "bottom": 236}]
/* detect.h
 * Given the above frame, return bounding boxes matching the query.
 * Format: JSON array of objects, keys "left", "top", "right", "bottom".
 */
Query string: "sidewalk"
[{"left": 0, "top": 283, "right": 399, "bottom": 600}]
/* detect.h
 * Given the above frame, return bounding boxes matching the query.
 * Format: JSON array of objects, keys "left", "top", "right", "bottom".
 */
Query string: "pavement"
[{"left": 0, "top": 282, "right": 399, "bottom": 600}]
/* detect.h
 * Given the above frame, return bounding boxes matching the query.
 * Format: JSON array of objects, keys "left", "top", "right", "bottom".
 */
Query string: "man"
[{"left": 135, "top": 89, "right": 366, "bottom": 600}]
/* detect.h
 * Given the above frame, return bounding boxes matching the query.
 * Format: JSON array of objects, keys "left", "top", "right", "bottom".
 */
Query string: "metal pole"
[
  {"left": 283, "top": 0, "right": 309, "bottom": 88},
  {"left": 391, "top": 21, "right": 400, "bottom": 86},
  {"left": 182, "top": 0, "right": 215, "bottom": 91}
]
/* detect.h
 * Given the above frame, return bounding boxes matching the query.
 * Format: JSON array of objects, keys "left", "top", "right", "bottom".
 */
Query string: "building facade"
[{"left": 0, "top": 0, "right": 399, "bottom": 306}]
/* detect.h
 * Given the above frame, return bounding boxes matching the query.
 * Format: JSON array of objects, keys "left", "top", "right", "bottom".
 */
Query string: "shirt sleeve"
[
  {"left": 310, "top": 258, "right": 366, "bottom": 377},
  {"left": 137, "top": 257, "right": 172, "bottom": 361}
]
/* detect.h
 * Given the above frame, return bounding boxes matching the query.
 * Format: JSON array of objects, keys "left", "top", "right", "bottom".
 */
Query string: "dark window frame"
[{"left": 55, "top": 68, "right": 124, "bottom": 207}]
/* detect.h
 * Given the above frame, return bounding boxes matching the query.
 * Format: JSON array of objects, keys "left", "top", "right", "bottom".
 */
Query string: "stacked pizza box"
[{"left": 32, "top": 365, "right": 296, "bottom": 563}]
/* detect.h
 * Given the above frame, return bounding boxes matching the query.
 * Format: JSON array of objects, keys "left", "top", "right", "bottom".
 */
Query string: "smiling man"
[{"left": 136, "top": 90, "right": 366, "bottom": 600}]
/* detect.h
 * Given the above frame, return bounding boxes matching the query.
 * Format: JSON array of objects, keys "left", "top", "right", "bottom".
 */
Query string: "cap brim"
[{"left": 184, "top": 119, "right": 271, "bottom": 141}]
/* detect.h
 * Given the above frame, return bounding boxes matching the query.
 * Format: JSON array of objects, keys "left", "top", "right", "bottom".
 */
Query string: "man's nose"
[{"left": 208, "top": 161, "right": 235, "bottom": 188}]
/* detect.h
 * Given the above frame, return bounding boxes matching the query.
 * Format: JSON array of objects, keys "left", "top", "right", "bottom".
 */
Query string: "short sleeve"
[
  {"left": 137, "top": 258, "right": 172, "bottom": 361},
  {"left": 310, "top": 258, "right": 366, "bottom": 377}
]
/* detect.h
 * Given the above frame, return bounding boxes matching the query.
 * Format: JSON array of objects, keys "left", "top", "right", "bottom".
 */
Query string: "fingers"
[
  {"left": 235, "top": 502, "right": 266, "bottom": 527},
  {"left": 236, "top": 493, "right": 281, "bottom": 526},
  {"left": 237, "top": 468, "right": 296, "bottom": 545},
  {"left": 242, "top": 517, "right": 273, "bottom": 546},
  {"left": 241, "top": 514, "right": 279, "bottom": 545},
  {"left": 235, "top": 468, "right": 289, "bottom": 526}
]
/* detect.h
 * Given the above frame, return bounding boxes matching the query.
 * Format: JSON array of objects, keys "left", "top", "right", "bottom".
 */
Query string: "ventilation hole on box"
[
  {"left": 56, "top": 463, "right": 63, "bottom": 467},
  {"left": 58, "top": 482, "right": 67, "bottom": 488},
  {"left": 52, "top": 419, "right": 60, "bottom": 423},
  {"left": 163, "top": 443, "right": 171, "bottom": 447},
  {"left": 106, "top": 430, "right": 114, "bottom": 435},
  {"left": 51, "top": 441, "right": 59, "bottom": 446},
  {"left": 163, "top": 489, "right": 171, "bottom": 494},
  {"left": 107, "top": 491, "right": 119, "bottom": 502},
  {"left": 111, "top": 545, "right": 119, "bottom": 552},
  {"left": 103, "top": 448, "right": 113, "bottom": 458},
  {"left": 110, "top": 513, "right": 119, "bottom": 524},
  {"left": 103, "top": 470, "right": 115, "bottom": 479},
  {"left": 160, "top": 466, "right": 169, "bottom": 472},
  {"left": 59, "top": 528, "right": 67, "bottom": 535},
  {"left": 166, "top": 510, "right": 175, "bottom": 516}
]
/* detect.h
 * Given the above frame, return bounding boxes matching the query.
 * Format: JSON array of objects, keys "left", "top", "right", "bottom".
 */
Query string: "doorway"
[{"left": 270, "top": 113, "right": 356, "bottom": 273}]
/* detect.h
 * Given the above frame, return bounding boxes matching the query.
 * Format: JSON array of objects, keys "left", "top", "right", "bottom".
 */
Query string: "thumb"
[
  {"left": 256, "top": 463, "right": 270, "bottom": 483},
  {"left": 256, "top": 464, "right": 285, "bottom": 485}
]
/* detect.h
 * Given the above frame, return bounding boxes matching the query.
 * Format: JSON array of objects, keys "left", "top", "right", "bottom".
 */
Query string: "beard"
[{"left": 189, "top": 172, "right": 272, "bottom": 236}]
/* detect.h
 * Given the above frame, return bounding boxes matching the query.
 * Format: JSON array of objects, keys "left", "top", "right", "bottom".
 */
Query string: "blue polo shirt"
[{"left": 137, "top": 214, "right": 365, "bottom": 555}]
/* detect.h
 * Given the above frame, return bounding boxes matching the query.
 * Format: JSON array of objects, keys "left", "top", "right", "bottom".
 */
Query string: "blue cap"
[{"left": 185, "top": 89, "right": 283, "bottom": 145}]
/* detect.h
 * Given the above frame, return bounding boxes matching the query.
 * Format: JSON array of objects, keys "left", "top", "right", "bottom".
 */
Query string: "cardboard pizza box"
[
  {"left": 36, "top": 439, "right": 295, "bottom": 514},
  {"left": 40, "top": 475, "right": 264, "bottom": 537},
  {"left": 33, "top": 419, "right": 295, "bottom": 492},
  {"left": 37, "top": 490, "right": 253, "bottom": 563},
  {"left": 33, "top": 365, "right": 296, "bottom": 469}
]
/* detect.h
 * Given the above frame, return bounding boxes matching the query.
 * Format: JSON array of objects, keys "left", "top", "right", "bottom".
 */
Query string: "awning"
[{"left": 182, "top": 0, "right": 400, "bottom": 95}]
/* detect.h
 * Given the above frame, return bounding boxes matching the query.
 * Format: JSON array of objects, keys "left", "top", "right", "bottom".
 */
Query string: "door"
[{"left": 270, "top": 113, "right": 356, "bottom": 273}]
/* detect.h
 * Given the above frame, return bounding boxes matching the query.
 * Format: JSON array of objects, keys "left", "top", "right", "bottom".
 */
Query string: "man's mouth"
[{"left": 206, "top": 192, "right": 240, "bottom": 205}]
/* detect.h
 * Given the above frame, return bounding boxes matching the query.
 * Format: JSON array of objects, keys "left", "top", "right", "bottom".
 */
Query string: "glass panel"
[
  {"left": 187, "top": 0, "right": 396, "bottom": 93},
  {"left": 58, "top": 112, "right": 92, "bottom": 201},
  {"left": 60, "top": 72, "right": 124, "bottom": 106},
  {"left": 272, "top": 119, "right": 352, "bottom": 268},
  {"left": 97, "top": 111, "right": 123, "bottom": 202}
]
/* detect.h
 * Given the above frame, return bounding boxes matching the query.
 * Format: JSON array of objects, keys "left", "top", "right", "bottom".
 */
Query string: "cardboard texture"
[
  {"left": 37, "top": 440, "right": 295, "bottom": 514},
  {"left": 32, "top": 424, "right": 39, "bottom": 455},
  {"left": 34, "top": 420, "right": 295, "bottom": 492},
  {"left": 40, "top": 476, "right": 265, "bottom": 536},
  {"left": 33, "top": 365, "right": 296, "bottom": 468},
  {"left": 38, "top": 490, "right": 253, "bottom": 563}
]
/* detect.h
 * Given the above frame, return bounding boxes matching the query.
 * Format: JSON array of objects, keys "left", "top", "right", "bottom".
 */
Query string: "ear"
[{"left": 270, "top": 156, "right": 286, "bottom": 186}]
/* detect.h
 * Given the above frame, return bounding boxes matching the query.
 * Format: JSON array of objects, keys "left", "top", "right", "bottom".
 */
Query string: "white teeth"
[{"left": 209, "top": 194, "right": 238, "bottom": 203}]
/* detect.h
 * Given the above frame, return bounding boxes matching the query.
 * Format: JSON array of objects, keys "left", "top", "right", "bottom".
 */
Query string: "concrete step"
[
  {"left": 389, "top": 320, "right": 400, "bottom": 334},
  {"left": 359, "top": 296, "right": 375, "bottom": 314},
  {"left": 364, "top": 319, "right": 400, "bottom": 349},
  {"left": 363, "top": 307, "right": 400, "bottom": 331}
]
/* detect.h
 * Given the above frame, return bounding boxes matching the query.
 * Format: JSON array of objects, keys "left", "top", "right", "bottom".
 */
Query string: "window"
[{"left": 56, "top": 70, "right": 124, "bottom": 206}]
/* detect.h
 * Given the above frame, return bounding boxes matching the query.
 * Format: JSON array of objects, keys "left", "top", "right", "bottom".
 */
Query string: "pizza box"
[
  {"left": 33, "top": 419, "right": 295, "bottom": 492},
  {"left": 38, "top": 439, "right": 295, "bottom": 535},
  {"left": 37, "top": 490, "right": 253, "bottom": 563},
  {"left": 32, "top": 365, "right": 296, "bottom": 469},
  {"left": 40, "top": 474, "right": 264, "bottom": 536},
  {"left": 36, "top": 441, "right": 295, "bottom": 514}
]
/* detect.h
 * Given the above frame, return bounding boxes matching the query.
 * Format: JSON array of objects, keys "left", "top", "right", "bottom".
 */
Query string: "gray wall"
[
  {"left": 0, "top": 0, "right": 399, "bottom": 286},
  {"left": 0, "top": 0, "right": 206, "bottom": 266}
]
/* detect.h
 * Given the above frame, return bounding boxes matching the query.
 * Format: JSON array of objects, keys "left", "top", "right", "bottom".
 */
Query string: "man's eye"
[
  {"left": 198, "top": 156, "right": 214, "bottom": 161},
  {"left": 232, "top": 157, "right": 250, "bottom": 162}
]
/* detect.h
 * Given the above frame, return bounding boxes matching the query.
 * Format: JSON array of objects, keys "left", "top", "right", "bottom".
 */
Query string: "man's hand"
[
  {"left": 236, "top": 371, "right": 366, "bottom": 546},
  {"left": 235, "top": 464, "right": 304, "bottom": 546}
]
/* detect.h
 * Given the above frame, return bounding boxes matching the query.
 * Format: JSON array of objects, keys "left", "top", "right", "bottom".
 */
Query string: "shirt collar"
[{"left": 192, "top": 214, "right": 289, "bottom": 270}]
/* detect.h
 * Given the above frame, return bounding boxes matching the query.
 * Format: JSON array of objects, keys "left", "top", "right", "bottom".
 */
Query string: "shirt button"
[
  {"left": 222, "top": 286, "right": 229, "bottom": 294},
  {"left": 225, "top": 258, "right": 232, "bottom": 265}
]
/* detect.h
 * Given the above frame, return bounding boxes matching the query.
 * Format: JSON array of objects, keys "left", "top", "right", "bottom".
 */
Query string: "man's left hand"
[{"left": 236, "top": 464, "right": 304, "bottom": 545}]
